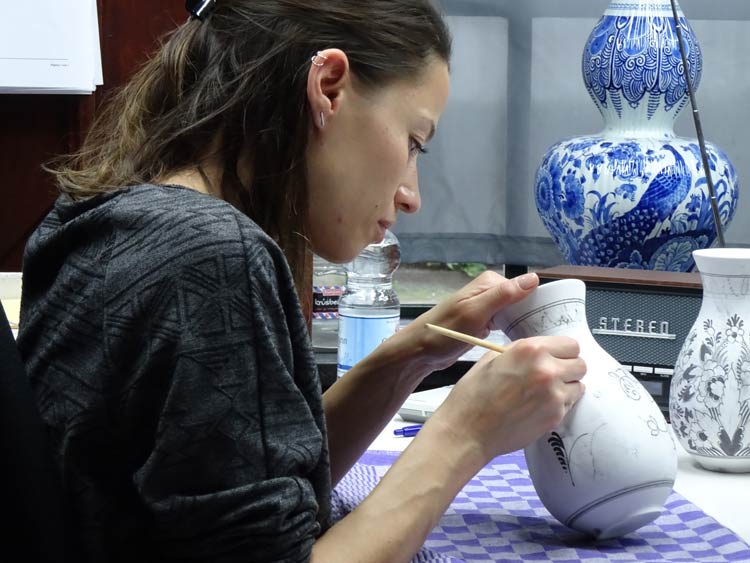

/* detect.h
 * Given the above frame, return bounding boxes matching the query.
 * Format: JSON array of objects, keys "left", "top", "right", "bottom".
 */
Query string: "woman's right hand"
[
  {"left": 313, "top": 335, "right": 585, "bottom": 563},
  {"left": 427, "top": 335, "right": 587, "bottom": 465}
]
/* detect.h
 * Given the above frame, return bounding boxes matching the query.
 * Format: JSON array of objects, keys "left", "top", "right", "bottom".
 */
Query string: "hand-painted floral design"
[
  {"left": 725, "top": 314, "right": 745, "bottom": 342},
  {"left": 609, "top": 366, "right": 642, "bottom": 401},
  {"left": 694, "top": 360, "right": 727, "bottom": 409},
  {"left": 614, "top": 183, "right": 637, "bottom": 202},
  {"left": 644, "top": 414, "right": 671, "bottom": 438},
  {"left": 548, "top": 432, "right": 574, "bottom": 486},
  {"left": 562, "top": 170, "right": 585, "bottom": 220},
  {"left": 647, "top": 236, "right": 707, "bottom": 271},
  {"left": 671, "top": 306, "right": 750, "bottom": 460}
]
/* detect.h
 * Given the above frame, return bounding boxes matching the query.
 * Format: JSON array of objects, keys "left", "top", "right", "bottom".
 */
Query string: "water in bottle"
[
  {"left": 337, "top": 229, "right": 401, "bottom": 377},
  {"left": 312, "top": 254, "right": 345, "bottom": 351}
]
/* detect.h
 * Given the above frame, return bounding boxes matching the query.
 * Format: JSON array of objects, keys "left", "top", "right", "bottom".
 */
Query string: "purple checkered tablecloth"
[{"left": 331, "top": 450, "right": 750, "bottom": 562}]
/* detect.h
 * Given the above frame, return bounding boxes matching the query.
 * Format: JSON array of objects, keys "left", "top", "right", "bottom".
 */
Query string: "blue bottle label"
[{"left": 337, "top": 312, "right": 400, "bottom": 376}]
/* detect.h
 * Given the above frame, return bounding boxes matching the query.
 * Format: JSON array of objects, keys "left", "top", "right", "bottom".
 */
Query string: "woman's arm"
[
  {"left": 315, "top": 334, "right": 586, "bottom": 563},
  {"left": 314, "top": 412, "right": 484, "bottom": 563},
  {"left": 323, "top": 270, "right": 541, "bottom": 485}
]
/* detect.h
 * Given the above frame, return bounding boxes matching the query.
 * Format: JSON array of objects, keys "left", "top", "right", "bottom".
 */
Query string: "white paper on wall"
[{"left": 0, "top": 0, "right": 103, "bottom": 94}]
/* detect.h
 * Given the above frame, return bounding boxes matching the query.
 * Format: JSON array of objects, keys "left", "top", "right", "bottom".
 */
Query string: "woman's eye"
[{"left": 409, "top": 137, "right": 428, "bottom": 156}]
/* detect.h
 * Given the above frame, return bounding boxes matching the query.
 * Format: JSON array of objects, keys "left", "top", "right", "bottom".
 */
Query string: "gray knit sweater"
[{"left": 18, "top": 184, "right": 331, "bottom": 562}]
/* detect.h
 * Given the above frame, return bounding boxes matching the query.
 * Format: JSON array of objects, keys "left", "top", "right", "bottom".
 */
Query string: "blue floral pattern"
[
  {"left": 535, "top": 1, "right": 738, "bottom": 272},
  {"left": 671, "top": 310, "right": 750, "bottom": 460}
]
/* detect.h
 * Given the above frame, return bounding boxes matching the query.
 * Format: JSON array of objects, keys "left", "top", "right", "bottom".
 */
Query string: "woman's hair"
[{"left": 47, "top": 0, "right": 451, "bottom": 291}]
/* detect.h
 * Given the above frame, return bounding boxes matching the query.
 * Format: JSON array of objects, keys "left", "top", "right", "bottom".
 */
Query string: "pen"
[{"left": 394, "top": 424, "right": 422, "bottom": 437}]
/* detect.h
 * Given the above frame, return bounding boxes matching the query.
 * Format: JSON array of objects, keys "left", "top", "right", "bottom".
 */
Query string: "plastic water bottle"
[
  {"left": 312, "top": 254, "right": 345, "bottom": 351},
  {"left": 337, "top": 229, "right": 401, "bottom": 377}
]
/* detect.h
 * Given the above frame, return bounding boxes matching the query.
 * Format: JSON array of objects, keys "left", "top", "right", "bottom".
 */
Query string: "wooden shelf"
[{"left": 536, "top": 265, "right": 702, "bottom": 290}]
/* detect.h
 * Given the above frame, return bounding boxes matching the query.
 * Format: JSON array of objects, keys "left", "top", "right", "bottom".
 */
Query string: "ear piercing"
[
  {"left": 310, "top": 51, "right": 327, "bottom": 67},
  {"left": 311, "top": 51, "right": 328, "bottom": 128}
]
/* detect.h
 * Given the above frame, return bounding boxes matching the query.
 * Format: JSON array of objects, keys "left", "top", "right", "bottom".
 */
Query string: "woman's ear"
[{"left": 306, "top": 48, "right": 350, "bottom": 129}]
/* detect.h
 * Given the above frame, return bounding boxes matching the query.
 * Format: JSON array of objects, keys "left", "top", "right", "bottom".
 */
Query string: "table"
[{"left": 352, "top": 416, "right": 750, "bottom": 561}]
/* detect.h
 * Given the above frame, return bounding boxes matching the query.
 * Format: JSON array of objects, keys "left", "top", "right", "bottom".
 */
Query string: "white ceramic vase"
[
  {"left": 670, "top": 248, "right": 750, "bottom": 472},
  {"left": 493, "top": 279, "right": 677, "bottom": 539}
]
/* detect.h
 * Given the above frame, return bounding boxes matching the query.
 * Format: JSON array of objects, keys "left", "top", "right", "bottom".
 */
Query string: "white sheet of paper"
[
  {"left": 0, "top": 0, "right": 102, "bottom": 93},
  {"left": 458, "top": 330, "right": 511, "bottom": 362}
]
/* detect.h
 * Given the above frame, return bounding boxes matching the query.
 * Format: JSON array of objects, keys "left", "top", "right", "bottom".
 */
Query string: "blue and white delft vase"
[
  {"left": 534, "top": 0, "right": 738, "bottom": 272},
  {"left": 670, "top": 248, "right": 750, "bottom": 473}
]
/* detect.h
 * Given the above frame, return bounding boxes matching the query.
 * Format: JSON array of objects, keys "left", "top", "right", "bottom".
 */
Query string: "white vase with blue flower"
[
  {"left": 670, "top": 248, "right": 750, "bottom": 472},
  {"left": 534, "top": 0, "right": 738, "bottom": 272}
]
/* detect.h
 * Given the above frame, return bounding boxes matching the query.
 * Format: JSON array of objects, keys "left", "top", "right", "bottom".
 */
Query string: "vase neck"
[
  {"left": 700, "top": 273, "right": 750, "bottom": 299},
  {"left": 583, "top": 0, "right": 701, "bottom": 137},
  {"left": 600, "top": 118, "right": 677, "bottom": 139},
  {"left": 500, "top": 297, "right": 590, "bottom": 339},
  {"left": 694, "top": 250, "right": 750, "bottom": 298},
  {"left": 604, "top": 0, "right": 683, "bottom": 17}
]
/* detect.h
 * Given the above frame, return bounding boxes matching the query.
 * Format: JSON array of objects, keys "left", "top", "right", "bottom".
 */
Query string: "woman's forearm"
[
  {"left": 312, "top": 415, "right": 485, "bottom": 563},
  {"left": 322, "top": 321, "right": 434, "bottom": 485},
  {"left": 322, "top": 273, "right": 541, "bottom": 485}
]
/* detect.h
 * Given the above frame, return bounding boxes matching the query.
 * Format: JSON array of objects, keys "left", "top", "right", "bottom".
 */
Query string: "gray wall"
[{"left": 393, "top": 0, "right": 750, "bottom": 267}]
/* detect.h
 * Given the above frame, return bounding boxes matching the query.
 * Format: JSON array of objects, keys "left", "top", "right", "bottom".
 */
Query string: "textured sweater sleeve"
[{"left": 101, "top": 198, "right": 330, "bottom": 561}]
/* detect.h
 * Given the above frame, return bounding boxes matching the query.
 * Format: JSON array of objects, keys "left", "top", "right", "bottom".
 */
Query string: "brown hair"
[{"left": 47, "top": 0, "right": 451, "bottom": 291}]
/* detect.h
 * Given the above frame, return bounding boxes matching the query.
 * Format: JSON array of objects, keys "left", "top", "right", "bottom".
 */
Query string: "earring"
[
  {"left": 311, "top": 51, "right": 327, "bottom": 67},
  {"left": 319, "top": 112, "right": 326, "bottom": 128}
]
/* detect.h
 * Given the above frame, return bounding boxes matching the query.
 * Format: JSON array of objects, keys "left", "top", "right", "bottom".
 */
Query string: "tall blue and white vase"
[{"left": 534, "top": 0, "right": 738, "bottom": 272}]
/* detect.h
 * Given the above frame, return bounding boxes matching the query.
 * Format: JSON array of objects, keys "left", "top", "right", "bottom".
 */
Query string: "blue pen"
[{"left": 394, "top": 424, "right": 422, "bottom": 437}]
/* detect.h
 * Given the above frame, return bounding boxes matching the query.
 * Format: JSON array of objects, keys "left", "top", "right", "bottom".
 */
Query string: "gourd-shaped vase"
[
  {"left": 534, "top": 0, "right": 738, "bottom": 272},
  {"left": 493, "top": 279, "right": 677, "bottom": 539},
  {"left": 670, "top": 248, "right": 750, "bottom": 472}
]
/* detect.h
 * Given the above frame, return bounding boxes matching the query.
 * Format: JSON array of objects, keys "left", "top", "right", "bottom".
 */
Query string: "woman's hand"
[
  {"left": 316, "top": 275, "right": 586, "bottom": 563},
  {"left": 317, "top": 332, "right": 585, "bottom": 563},
  {"left": 396, "top": 270, "right": 540, "bottom": 376},
  {"left": 426, "top": 335, "right": 587, "bottom": 464}
]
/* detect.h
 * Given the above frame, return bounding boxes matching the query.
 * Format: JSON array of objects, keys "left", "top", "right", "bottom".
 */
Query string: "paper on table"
[
  {"left": 458, "top": 329, "right": 510, "bottom": 361},
  {"left": 0, "top": 0, "right": 103, "bottom": 94}
]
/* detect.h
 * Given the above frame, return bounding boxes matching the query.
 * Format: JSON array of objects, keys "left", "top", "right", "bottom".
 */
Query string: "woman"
[{"left": 18, "top": 1, "right": 586, "bottom": 561}]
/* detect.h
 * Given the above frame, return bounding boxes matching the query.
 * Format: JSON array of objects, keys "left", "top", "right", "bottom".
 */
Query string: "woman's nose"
[{"left": 396, "top": 185, "right": 421, "bottom": 214}]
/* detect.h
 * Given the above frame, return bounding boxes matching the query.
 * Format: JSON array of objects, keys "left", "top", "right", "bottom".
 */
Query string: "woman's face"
[{"left": 306, "top": 57, "right": 450, "bottom": 263}]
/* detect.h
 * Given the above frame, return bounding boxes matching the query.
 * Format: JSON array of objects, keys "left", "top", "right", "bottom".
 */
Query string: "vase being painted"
[
  {"left": 670, "top": 248, "right": 750, "bottom": 472},
  {"left": 534, "top": 0, "right": 738, "bottom": 272},
  {"left": 492, "top": 279, "right": 677, "bottom": 539}
]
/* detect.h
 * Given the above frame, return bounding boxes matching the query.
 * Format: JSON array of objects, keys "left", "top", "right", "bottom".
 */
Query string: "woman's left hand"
[{"left": 396, "top": 270, "right": 540, "bottom": 375}]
